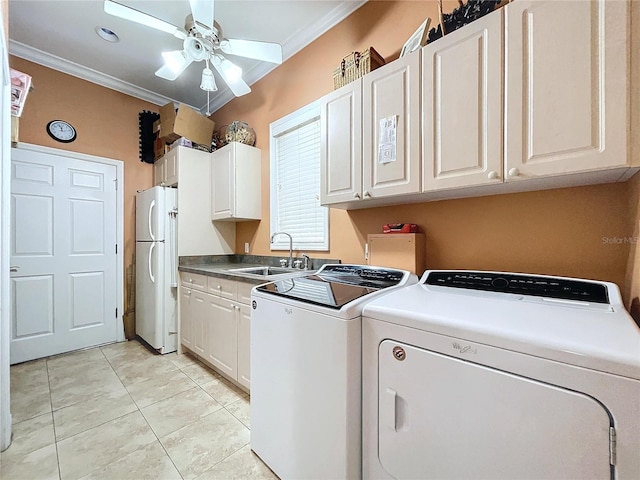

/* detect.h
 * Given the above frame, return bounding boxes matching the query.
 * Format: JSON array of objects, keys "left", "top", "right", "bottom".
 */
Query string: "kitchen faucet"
[{"left": 270, "top": 231, "right": 293, "bottom": 268}]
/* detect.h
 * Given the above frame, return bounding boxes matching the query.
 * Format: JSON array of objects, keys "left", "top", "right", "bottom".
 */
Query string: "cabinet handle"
[
  {"left": 353, "top": 192, "right": 361, "bottom": 199},
  {"left": 189, "top": 278, "right": 193, "bottom": 283},
  {"left": 363, "top": 191, "right": 371, "bottom": 198},
  {"left": 217, "top": 285, "right": 222, "bottom": 290},
  {"left": 10, "top": 266, "right": 19, "bottom": 273},
  {"left": 487, "top": 171, "right": 499, "bottom": 180},
  {"left": 508, "top": 168, "right": 520, "bottom": 177}
]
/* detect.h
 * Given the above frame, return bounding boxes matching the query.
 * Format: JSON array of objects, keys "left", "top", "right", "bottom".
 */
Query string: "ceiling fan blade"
[
  {"left": 155, "top": 51, "right": 193, "bottom": 81},
  {"left": 189, "top": 0, "right": 215, "bottom": 33},
  {"left": 220, "top": 38, "right": 283, "bottom": 64},
  {"left": 213, "top": 58, "right": 251, "bottom": 97},
  {"left": 104, "top": 0, "right": 186, "bottom": 39}
]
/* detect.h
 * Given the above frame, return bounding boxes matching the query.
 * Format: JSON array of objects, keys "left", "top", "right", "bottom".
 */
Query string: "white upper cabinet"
[
  {"left": 320, "top": 80, "right": 362, "bottom": 204},
  {"left": 153, "top": 148, "right": 179, "bottom": 187},
  {"left": 362, "top": 51, "right": 421, "bottom": 199},
  {"left": 211, "top": 143, "right": 261, "bottom": 221},
  {"left": 422, "top": 9, "right": 504, "bottom": 191},
  {"left": 504, "top": 0, "right": 630, "bottom": 181}
]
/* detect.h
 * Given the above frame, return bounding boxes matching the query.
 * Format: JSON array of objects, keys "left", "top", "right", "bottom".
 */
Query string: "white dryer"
[{"left": 362, "top": 271, "right": 640, "bottom": 479}]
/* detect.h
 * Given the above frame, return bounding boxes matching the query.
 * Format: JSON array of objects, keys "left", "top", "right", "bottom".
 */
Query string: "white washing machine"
[
  {"left": 362, "top": 270, "right": 640, "bottom": 480},
  {"left": 251, "top": 264, "right": 417, "bottom": 480}
]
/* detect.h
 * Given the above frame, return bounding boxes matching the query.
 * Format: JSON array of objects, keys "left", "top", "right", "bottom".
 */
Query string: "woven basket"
[{"left": 332, "top": 47, "right": 385, "bottom": 90}]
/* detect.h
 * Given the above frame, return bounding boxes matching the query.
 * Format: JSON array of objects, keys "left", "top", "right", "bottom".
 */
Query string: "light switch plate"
[{"left": 244, "top": 242, "right": 250, "bottom": 254}]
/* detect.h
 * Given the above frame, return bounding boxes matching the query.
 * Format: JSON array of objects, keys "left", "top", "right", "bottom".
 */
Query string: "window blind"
[{"left": 271, "top": 112, "right": 328, "bottom": 251}]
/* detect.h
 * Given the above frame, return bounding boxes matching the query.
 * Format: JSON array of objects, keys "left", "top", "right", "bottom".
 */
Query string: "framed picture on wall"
[{"left": 400, "top": 17, "right": 431, "bottom": 58}]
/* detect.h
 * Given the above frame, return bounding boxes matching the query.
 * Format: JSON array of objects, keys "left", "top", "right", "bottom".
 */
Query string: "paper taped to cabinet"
[{"left": 378, "top": 115, "right": 397, "bottom": 164}]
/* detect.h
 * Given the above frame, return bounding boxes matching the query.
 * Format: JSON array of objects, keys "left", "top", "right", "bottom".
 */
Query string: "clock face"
[{"left": 46, "top": 120, "right": 77, "bottom": 143}]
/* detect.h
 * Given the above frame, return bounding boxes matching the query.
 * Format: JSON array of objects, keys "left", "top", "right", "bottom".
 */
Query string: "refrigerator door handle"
[
  {"left": 169, "top": 208, "right": 178, "bottom": 287},
  {"left": 148, "top": 200, "right": 156, "bottom": 241},
  {"left": 148, "top": 243, "right": 156, "bottom": 284}
]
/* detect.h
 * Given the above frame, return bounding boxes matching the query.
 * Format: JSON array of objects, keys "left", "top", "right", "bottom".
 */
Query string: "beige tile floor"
[{"left": 1, "top": 340, "right": 277, "bottom": 480}]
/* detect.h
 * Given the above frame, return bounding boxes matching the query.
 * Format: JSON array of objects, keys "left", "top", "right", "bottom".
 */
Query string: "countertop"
[{"left": 178, "top": 254, "right": 342, "bottom": 284}]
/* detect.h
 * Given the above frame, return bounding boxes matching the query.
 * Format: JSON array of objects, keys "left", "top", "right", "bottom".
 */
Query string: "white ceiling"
[{"left": 8, "top": 0, "right": 366, "bottom": 113}]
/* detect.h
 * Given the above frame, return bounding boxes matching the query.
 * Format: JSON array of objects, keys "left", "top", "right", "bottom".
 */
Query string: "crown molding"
[
  {"left": 11, "top": 0, "right": 367, "bottom": 115},
  {"left": 200, "top": 0, "right": 367, "bottom": 114},
  {"left": 8, "top": 40, "right": 196, "bottom": 109}
]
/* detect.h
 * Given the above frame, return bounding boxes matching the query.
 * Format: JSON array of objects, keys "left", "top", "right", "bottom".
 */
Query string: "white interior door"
[
  {"left": 10, "top": 148, "right": 118, "bottom": 364},
  {"left": 378, "top": 340, "right": 612, "bottom": 479}
]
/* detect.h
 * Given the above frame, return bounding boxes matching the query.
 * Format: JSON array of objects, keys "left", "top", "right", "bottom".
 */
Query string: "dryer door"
[{"left": 378, "top": 340, "right": 613, "bottom": 479}]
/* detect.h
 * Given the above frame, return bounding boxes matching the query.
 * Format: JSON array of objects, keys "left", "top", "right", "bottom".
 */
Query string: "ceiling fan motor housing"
[{"left": 184, "top": 36, "right": 210, "bottom": 61}]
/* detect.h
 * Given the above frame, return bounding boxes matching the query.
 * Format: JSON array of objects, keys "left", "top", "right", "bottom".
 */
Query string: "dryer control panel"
[{"left": 425, "top": 271, "right": 610, "bottom": 304}]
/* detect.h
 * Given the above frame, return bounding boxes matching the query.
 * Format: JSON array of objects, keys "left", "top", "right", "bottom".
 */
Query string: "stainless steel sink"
[{"left": 228, "top": 266, "right": 300, "bottom": 276}]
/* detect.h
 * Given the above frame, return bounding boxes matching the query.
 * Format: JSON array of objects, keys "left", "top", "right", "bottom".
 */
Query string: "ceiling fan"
[{"left": 104, "top": 0, "right": 283, "bottom": 100}]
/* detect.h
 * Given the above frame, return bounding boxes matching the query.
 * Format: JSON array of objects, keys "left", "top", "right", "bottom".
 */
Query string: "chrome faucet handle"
[
  {"left": 279, "top": 258, "right": 288, "bottom": 267},
  {"left": 293, "top": 259, "right": 303, "bottom": 269},
  {"left": 301, "top": 254, "right": 311, "bottom": 270}
]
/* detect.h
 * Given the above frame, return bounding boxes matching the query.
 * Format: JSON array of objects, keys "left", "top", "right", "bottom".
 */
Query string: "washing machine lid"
[
  {"left": 255, "top": 264, "right": 412, "bottom": 309},
  {"left": 362, "top": 270, "right": 640, "bottom": 380}
]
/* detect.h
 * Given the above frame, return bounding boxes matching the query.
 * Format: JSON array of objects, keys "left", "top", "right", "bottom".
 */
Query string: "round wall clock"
[{"left": 46, "top": 120, "right": 77, "bottom": 143}]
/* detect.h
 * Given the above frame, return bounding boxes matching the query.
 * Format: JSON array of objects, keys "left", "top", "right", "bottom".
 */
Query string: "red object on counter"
[{"left": 382, "top": 223, "right": 418, "bottom": 234}]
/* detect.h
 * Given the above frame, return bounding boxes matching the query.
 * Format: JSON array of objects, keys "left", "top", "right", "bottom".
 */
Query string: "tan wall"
[
  {"left": 9, "top": 56, "right": 156, "bottom": 313},
  {"left": 624, "top": 174, "right": 640, "bottom": 320},
  {"left": 212, "top": 0, "right": 634, "bottom": 295}
]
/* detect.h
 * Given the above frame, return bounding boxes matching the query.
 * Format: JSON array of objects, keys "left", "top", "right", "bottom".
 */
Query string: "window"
[{"left": 270, "top": 100, "right": 328, "bottom": 251}]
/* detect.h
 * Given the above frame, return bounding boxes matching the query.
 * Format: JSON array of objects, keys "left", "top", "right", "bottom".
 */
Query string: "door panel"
[
  {"left": 320, "top": 81, "right": 363, "bottom": 204},
  {"left": 362, "top": 52, "right": 421, "bottom": 198},
  {"left": 135, "top": 241, "right": 164, "bottom": 349},
  {"left": 211, "top": 146, "right": 233, "bottom": 219},
  {"left": 422, "top": 10, "right": 503, "bottom": 190},
  {"left": 505, "top": 0, "right": 628, "bottom": 178},
  {"left": 378, "top": 340, "right": 612, "bottom": 479},
  {"left": 10, "top": 149, "right": 118, "bottom": 363}
]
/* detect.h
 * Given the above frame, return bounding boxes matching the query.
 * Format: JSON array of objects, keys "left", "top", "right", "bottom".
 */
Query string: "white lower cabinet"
[
  {"left": 179, "top": 271, "right": 254, "bottom": 391},
  {"left": 205, "top": 295, "right": 239, "bottom": 380}
]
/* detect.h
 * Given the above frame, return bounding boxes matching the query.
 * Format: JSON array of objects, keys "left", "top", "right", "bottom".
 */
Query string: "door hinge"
[
  {"left": 115, "top": 308, "right": 118, "bottom": 318},
  {"left": 609, "top": 426, "right": 617, "bottom": 466},
  {"left": 115, "top": 244, "right": 118, "bottom": 254},
  {"left": 114, "top": 178, "right": 118, "bottom": 191}
]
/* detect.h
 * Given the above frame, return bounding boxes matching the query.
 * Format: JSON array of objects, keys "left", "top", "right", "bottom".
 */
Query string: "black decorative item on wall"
[{"left": 138, "top": 110, "right": 160, "bottom": 164}]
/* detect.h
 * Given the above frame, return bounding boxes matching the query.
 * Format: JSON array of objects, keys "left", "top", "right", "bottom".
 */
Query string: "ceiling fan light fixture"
[
  {"left": 162, "top": 50, "right": 190, "bottom": 74},
  {"left": 220, "top": 58, "right": 242, "bottom": 83},
  {"left": 200, "top": 66, "right": 217, "bottom": 92}
]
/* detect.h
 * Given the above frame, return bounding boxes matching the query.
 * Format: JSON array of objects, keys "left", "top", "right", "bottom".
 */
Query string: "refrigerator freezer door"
[
  {"left": 136, "top": 241, "right": 165, "bottom": 349},
  {"left": 136, "top": 186, "right": 166, "bottom": 242}
]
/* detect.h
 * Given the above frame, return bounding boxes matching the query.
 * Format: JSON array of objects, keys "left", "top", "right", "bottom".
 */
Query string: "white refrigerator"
[{"left": 135, "top": 186, "right": 178, "bottom": 354}]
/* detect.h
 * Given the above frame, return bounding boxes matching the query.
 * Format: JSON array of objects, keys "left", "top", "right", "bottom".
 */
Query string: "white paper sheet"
[{"left": 378, "top": 115, "right": 398, "bottom": 164}]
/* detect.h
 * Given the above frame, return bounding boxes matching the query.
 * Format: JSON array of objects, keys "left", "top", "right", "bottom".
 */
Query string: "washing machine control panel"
[
  {"left": 318, "top": 264, "right": 406, "bottom": 287},
  {"left": 425, "top": 271, "right": 610, "bottom": 304}
]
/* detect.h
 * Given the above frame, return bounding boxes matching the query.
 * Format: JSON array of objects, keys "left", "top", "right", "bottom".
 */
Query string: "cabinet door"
[
  {"left": 153, "top": 157, "right": 165, "bottom": 186},
  {"left": 505, "top": 0, "right": 628, "bottom": 180},
  {"left": 205, "top": 296, "right": 238, "bottom": 379},
  {"left": 211, "top": 145, "right": 234, "bottom": 219},
  {"left": 362, "top": 52, "right": 421, "bottom": 199},
  {"left": 237, "top": 303, "right": 251, "bottom": 390},
  {"left": 179, "top": 286, "right": 193, "bottom": 351},
  {"left": 320, "top": 80, "right": 363, "bottom": 205},
  {"left": 164, "top": 149, "right": 179, "bottom": 186},
  {"left": 191, "top": 290, "right": 207, "bottom": 357},
  {"left": 422, "top": 10, "right": 503, "bottom": 191}
]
